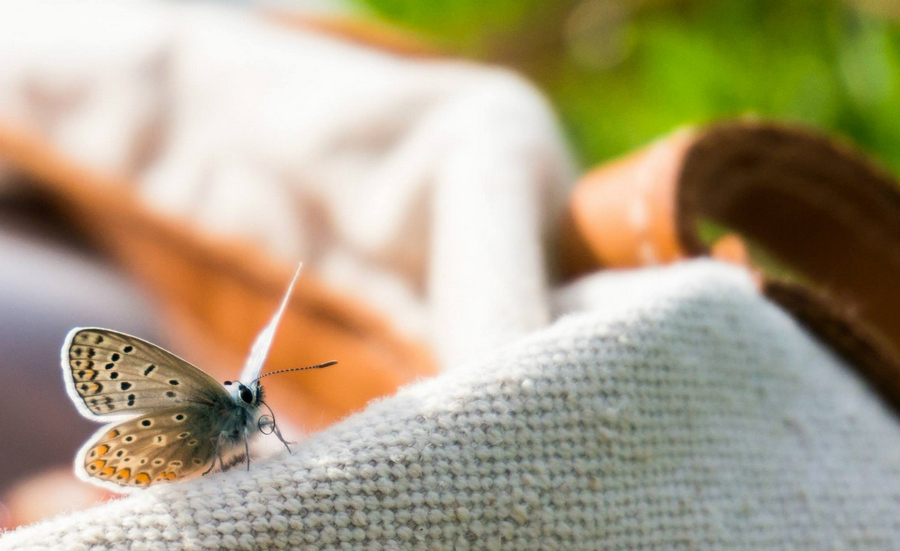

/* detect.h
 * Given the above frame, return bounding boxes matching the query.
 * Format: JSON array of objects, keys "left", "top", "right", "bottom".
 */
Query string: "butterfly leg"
[
  {"left": 257, "top": 402, "right": 293, "bottom": 454},
  {"left": 272, "top": 423, "right": 292, "bottom": 454},
  {"left": 203, "top": 432, "right": 227, "bottom": 476},
  {"left": 243, "top": 429, "right": 251, "bottom": 471}
]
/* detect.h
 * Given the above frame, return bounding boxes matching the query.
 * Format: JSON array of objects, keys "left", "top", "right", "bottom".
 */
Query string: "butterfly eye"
[{"left": 239, "top": 387, "right": 253, "bottom": 403}]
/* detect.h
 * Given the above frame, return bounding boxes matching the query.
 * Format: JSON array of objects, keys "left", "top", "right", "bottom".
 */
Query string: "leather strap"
[{"left": 561, "top": 121, "right": 900, "bottom": 412}]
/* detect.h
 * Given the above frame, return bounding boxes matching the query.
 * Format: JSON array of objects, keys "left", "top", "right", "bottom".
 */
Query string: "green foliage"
[
  {"left": 355, "top": 0, "right": 900, "bottom": 172},
  {"left": 353, "top": 0, "right": 549, "bottom": 51}
]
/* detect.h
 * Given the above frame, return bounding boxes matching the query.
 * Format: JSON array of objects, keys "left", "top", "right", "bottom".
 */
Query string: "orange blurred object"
[
  {"left": 2, "top": 469, "right": 114, "bottom": 529},
  {"left": 559, "top": 121, "right": 900, "bottom": 419}
]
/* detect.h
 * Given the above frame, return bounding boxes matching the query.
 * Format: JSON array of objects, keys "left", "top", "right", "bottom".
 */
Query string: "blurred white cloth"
[
  {"left": 0, "top": 0, "right": 576, "bottom": 369},
  {"left": 4, "top": 261, "right": 900, "bottom": 549}
]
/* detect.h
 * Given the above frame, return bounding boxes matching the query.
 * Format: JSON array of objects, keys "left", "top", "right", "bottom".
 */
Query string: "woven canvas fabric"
[{"left": 4, "top": 261, "right": 900, "bottom": 550}]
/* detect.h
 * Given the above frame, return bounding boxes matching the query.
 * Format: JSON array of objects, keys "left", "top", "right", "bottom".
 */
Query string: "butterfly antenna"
[{"left": 251, "top": 360, "right": 337, "bottom": 385}]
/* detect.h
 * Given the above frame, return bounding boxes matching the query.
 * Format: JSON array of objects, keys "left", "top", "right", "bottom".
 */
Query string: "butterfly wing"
[
  {"left": 238, "top": 263, "right": 303, "bottom": 384},
  {"left": 62, "top": 328, "right": 231, "bottom": 420},
  {"left": 75, "top": 404, "right": 223, "bottom": 492}
]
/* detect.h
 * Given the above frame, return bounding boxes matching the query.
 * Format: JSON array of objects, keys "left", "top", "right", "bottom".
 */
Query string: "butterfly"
[{"left": 62, "top": 264, "right": 336, "bottom": 492}]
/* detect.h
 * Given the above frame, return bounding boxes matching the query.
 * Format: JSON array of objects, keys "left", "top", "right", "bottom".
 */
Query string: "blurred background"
[
  {"left": 3, "top": 0, "right": 900, "bottom": 529},
  {"left": 346, "top": 0, "right": 900, "bottom": 172}
]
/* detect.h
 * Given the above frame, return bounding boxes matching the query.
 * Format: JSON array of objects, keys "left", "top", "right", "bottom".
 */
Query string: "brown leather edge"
[
  {"left": 678, "top": 122, "right": 900, "bottom": 355},
  {"left": 765, "top": 279, "right": 900, "bottom": 411},
  {"left": 561, "top": 120, "right": 900, "bottom": 413}
]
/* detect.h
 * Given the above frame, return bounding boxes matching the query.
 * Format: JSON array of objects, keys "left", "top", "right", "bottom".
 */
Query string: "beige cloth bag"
[
  {"left": 4, "top": 261, "right": 900, "bottom": 549},
  {"left": 1, "top": 1, "right": 899, "bottom": 548}
]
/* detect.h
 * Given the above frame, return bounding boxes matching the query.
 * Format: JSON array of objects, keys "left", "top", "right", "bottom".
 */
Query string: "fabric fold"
[{"left": 4, "top": 261, "right": 899, "bottom": 549}]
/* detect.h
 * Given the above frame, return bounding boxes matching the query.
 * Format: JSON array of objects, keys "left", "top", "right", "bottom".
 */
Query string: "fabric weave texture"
[{"left": 3, "top": 261, "right": 900, "bottom": 549}]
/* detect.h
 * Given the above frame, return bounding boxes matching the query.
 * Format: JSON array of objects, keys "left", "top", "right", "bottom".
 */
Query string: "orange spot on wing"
[
  {"left": 95, "top": 445, "right": 110, "bottom": 456},
  {"left": 115, "top": 468, "right": 131, "bottom": 480},
  {"left": 107, "top": 429, "right": 120, "bottom": 439},
  {"left": 165, "top": 472, "right": 176, "bottom": 481},
  {"left": 134, "top": 473, "right": 151, "bottom": 485},
  {"left": 80, "top": 382, "right": 103, "bottom": 394},
  {"left": 100, "top": 466, "right": 116, "bottom": 478},
  {"left": 87, "top": 460, "right": 106, "bottom": 472}
]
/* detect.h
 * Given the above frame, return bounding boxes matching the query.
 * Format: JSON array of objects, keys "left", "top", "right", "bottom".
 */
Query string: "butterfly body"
[
  {"left": 62, "top": 265, "right": 332, "bottom": 492},
  {"left": 213, "top": 381, "right": 268, "bottom": 470}
]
